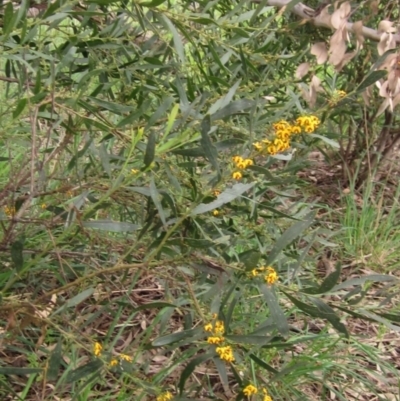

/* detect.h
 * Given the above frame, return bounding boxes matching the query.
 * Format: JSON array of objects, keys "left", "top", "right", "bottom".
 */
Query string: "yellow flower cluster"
[
  {"left": 204, "top": 318, "right": 234, "bottom": 362},
  {"left": 204, "top": 319, "right": 225, "bottom": 335},
  {"left": 263, "top": 388, "right": 273, "bottom": 401},
  {"left": 3, "top": 206, "right": 16, "bottom": 217},
  {"left": 243, "top": 384, "right": 258, "bottom": 397},
  {"left": 253, "top": 116, "right": 320, "bottom": 155},
  {"left": 216, "top": 345, "right": 235, "bottom": 363},
  {"left": 110, "top": 353, "right": 133, "bottom": 367},
  {"left": 93, "top": 342, "right": 133, "bottom": 366},
  {"left": 93, "top": 342, "right": 103, "bottom": 356},
  {"left": 243, "top": 385, "right": 273, "bottom": 400},
  {"left": 329, "top": 89, "right": 347, "bottom": 106},
  {"left": 250, "top": 266, "right": 278, "bottom": 285},
  {"left": 295, "top": 115, "right": 320, "bottom": 133},
  {"left": 232, "top": 155, "right": 253, "bottom": 180},
  {"left": 157, "top": 391, "right": 173, "bottom": 401}
]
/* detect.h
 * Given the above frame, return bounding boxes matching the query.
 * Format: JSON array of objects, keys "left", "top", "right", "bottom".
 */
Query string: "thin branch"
[
  {"left": 264, "top": 0, "right": 400, "bottom": 43},
  {"left": 0, "top": 75, "right": 34, "bottom": 86}
]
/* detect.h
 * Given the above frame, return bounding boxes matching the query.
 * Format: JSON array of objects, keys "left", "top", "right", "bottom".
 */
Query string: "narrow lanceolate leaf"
[
  {"left": 152, "top": 328, "right": 201, "bottom": 347},
  {"left": 200, "top": 115, "right": 219, "bottom": 173},
  {"left": 355, "top": 70, "right": 387, "bottom": 94},
  {"left": 317, "top": 262, "right": 342, "bottom": 293},
  {"left": 311, "top": 298, "right": 349, "bottom": 338},
  {"left": 302, "top": 262, "right": 342, "bottom": 295},
  {"left": 11, "top": 239, "right": 24, "bottom": 272},
  {"left": 143, "top": 131, "right": 156, "bottom": 168},
  {"left": 13, "top": 98, "right": 27, "bottom": 120},
  {"left": 259, "top": 284, "right": 289, "bottom": 336},
  {"left": 82, "top": 220, "right": 140, "bottom": 232},
  {"left": 158, "top": 14, "right": 185, "bottom": 64},
  {"left": 283, "top": 291, "right": 349, "bottom": 338},
  {"left": 308, "top": 134, "right": 339, "bottom": 148},
  {"left": 66, "top": 360, "right": 103, "bottom": 383},
  {"left": 249, "top": 353, "right": 279, "bottom": 374},
  {"left": 54, "top": 288, "right": 95, "bottom": 315},
  {"left": 87, "top": 97, "right": 134, "bottom": 114},
  {"left": 140, "top": 0, "right": 168, "bottom": 7},
  {"left": 47, "top": 339, "right": 62, "bottom": 381},
  {"left": 3, "top": 2, "right": 17, "bottom": 38},
  {"left": 211, "top": 99, "right": 255, "bottom": 121},
  {"left": 214, "top": 357, "right": 229, "bottom": 389},
  {"left": 208, "top": 79, "right": 241, "bottom": 115},
  {"left": 0, "top": 367, "right": 42, "bottom": 375},
  {"left": 265, "top": 211, "right": 315, "bottom": 265},
  {"left": 239, "top": 249, "right": 261, "bottom": 270},
  {"left": 150, "top": 177, "right": 167, "bottom": 227},
  {"left": 191, "top": 182, "right": 256, "bottom": 215},
  {"left": 165, "top": 103, "right": 180, "bottom": 136},
  {"left": 178, "top": 353, "right": 213, "bottom": 394}
]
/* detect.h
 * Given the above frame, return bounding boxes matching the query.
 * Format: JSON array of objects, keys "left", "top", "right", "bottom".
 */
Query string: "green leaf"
[
  {"left": 302, "top": 262, "right": 342, "bottom": 295},
  {"left": 66, "top": 360, "right": 103, "bottom": 383},
  {"left": 82, "top": 220, "right": 140, "bottom": 232},
  {"left": 145, "top": 96, "right": 174, "bottom": 130},
  {"left": 354, "top": 70, "right": 387, "bottom": 94},
  {"left": 248, "top": 353, "right": 279, "bottom": 374},
  {"left": 247, "top": 165, "right": 274, "bottom": 181},
  {"left": 308, "top": 134, "right": 339, "bottom": 148},
  {"left": 282, "top": 291, "right": 320, "bottom": 317},
  {"left": 357, "top": 309, "right": 400, "bottom": 332},
  {"left": 150, "top": 177, "right": 167, "bottom": 227},
  {"left": 214, "top": 356, "right": 229, "bottom": 387},
  {"left": 211, "top": 99, "right": 255, "bottom": 121},
  {"left": 134, "top": 302, "right": 176, "bottom": 311},
  {"left": 311, "top": 298, "right": 349, "bottom": 338},
  {"left": 332, "top": 274, "right": 397, "bottom": 291},
  {"left": 285, "top": 0, "right": 304, "bottom": 12},
  {"left": 318, "top": 262, "right": 342, "bottom": 293},
  {"left": 54, "top": 288, "right": 95, "bottom": 315},
  {"left": 376, "top": 312, "right": 400, "bottom": 323},
  {"left": 265, "top": 211, "right": 315, "bottom": 265},
  {"left": 13, "top": 98, "right": 27, "bottom": 120},
  {"left": 231, "top": 27, "right": 250, "bottom": 38},
  {"left": 165, "top": 103, "right": 179, "bottom": 136},
  {"left": 87, "top": 97, "right": 134, "bottom": 114},
  {"left": 143, "top": 131, "right": 156, "bottom": 168},
  {"left": 184, "top": 239, "right": 215, "bottom": 248},
  {"left": 191, "top": 182, "right": 256, "bottom": 215},
  {"left": 226, "top": 335, "right": 273, "bottom": 345},
  {"left": 116, "top": 100, "right": 152, "bottom": 128},
  {"left": 188, "top": 17, "right": 218, "bottom": 26},
  {"left": 152, "top": 328, "right": 201, "bottom": 346},
  {"left": 178, "top": 353, "right": 213, "bottom": 394},
  {"left": 0, "top": 367, "right": 42, "bottom": 375},
  {"left": 238, "top": 249, "right": 261, "bottom": 269},
  {"left": 172, "top": 147, "right": 205, "bottom": 157},
  {"left": 11, "top": 238, "right": 24, "bottom": 272},
  {"left": 158, "top": 14, "right": 185, "bottom": 64},
  {"left": 140, "top": 0, "right": 168, "bottom": 7},
  {"left": 47, "top": 339, "right": 62, "bottom": 382},
  {"left": 208, "top": 79, "right": 241, "bottom": 115},
  {"left": 283, "top": 291, "right": 349, "bottom": 337},
  {"left": 200, "top": 115, "right": 219, "bottom": 173},
  {"left": 259, "top": 284, "right": 289, "bottom": 336},
  {"left": 3, "top": 3, "right": 16, "bottom": 38}
]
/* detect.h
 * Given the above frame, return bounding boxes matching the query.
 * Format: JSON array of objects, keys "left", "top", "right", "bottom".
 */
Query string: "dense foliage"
[{"left": 1, "top": 0, "right": 400, "bottom": 400}]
